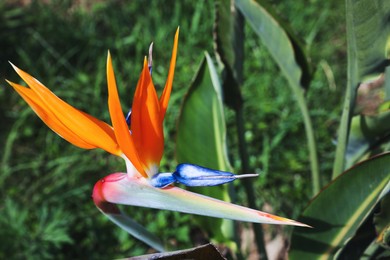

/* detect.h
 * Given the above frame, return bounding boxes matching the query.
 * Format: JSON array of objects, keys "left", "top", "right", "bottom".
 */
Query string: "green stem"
[
  {"left": 236, "top": 107, "right": 268, "bottom": 260},
  {"left": 294, "top": 86, "right": 321, "bottom": 195},
  {"left": 332, "top": 0, "right": 357, "bottom": 179},
  {"left": 332, "top": 88, "right": 352, "bottom": 179}
]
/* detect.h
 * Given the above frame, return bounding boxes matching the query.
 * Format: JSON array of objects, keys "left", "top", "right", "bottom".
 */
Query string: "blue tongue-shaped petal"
[
  {"left": 150, "top": 163, "right": 258, "bottom": 188},
  {"left": 174, "top": 164, "right": 259, "bottom": 186}
]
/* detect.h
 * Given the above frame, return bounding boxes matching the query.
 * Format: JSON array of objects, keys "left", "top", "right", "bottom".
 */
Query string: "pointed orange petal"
[
  {"left": 10, "top": 64, "right": 120, "bottom": 156},
  {"left": 131, "top": 58, "right": 164, "bottom": 174},
  {"left": 8, "top": 81, "right": 94, "bottom": 149},
  {"left": 159, "top": 28, "right": 179, "bottom": 120},
  {"left": 106, "top": 52, "right": 147, "bottom": 177}
]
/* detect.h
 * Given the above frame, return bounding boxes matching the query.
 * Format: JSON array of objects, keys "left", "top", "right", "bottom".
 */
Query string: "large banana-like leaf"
[
  {"left": 333, "top": 0, "right": 390, "bottom": 177},
  {"left": 347, "top": 0, "right": 390, "bottom": 80},
  {"left": 289, "top": 153, "right": 390, "bottom": 259},
  {"left": 235, "top": 0, "right": 320, "bottom": 194},
  {"left": 175, "top": 52, "right": 234, "bottom": 241},
  {"left": 234, "top": 0, "right": 311, "bottom": 89},
  {"left": 176, "top": 52, "right": 231, "bottom": 173},
  {"left": 332, "top": 182, "right": 390, "bottom": 259}
]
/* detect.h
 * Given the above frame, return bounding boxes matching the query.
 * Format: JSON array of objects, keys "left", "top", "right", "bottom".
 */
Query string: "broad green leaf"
[
  {"left": 347, "top": 0, "right": 390, "bottom": 81},
  {"left": 176, "top": 52, "right": 232, "bottom": 176},
  {"left": 235, "top": 0, "right": 320, "bottom": 194},
  {"left": 333, "top": 209, "right": 377, "bottom": 259},
  {"left": 334, "top": 183, "right": 389, "bottom": 258},
  {"left": 235, "top": 0, "right": 311, "bottom": 89},
  {"left": 289, "top": 152, "right": 390, "bottom": 259},
  {"left": 214, "top": 0, "right": 243, "bottom": 110},
  {"left": 175, "top": 52, "right": 232, "bottom": 241},
  {"left": 333, "top": 0, "right": 390, "bottom": 177}
]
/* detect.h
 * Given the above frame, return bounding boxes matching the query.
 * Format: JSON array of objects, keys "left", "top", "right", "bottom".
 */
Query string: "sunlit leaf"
[
  {"left": 175, "top": 52, "right": 233, "bottom": 241},
  {"left": 235, "top": 0, "right": 311, "bottom": 89},
  {"left": 176, "top": 52, "right": 232, "bottom": 174},
  {"left": 333, "top": 208, "right": 377, "bottom": 259},
  {"left": 334, "top": 182, "right": 389, "bottom": 259},
  {"left": 289, "top": 153, "right": 390, "bottom": 259},
  {"left": 235, "top": 0, "right": 319, "bottom": 194}
]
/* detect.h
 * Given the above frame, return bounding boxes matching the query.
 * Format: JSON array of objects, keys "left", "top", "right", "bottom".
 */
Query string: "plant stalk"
[
  {"left": 332, "top": 0, "right": 357, "bottom": 179},
  {"left": 294, "top": 86, "right": 321, "bottom": 195}
]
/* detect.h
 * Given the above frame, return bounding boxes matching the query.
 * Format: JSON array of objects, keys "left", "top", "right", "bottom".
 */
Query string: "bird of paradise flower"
[{"left": 6, "top": 28, "right": 308, "bottom": 251}]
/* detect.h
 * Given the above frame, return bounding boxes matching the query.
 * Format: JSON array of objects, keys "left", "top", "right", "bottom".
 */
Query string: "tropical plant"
[
  {"left": 176, "top": 0, "right": 390, "bottom": 258},
  {"left": 1, "top": 0, "right": 389, "bottom": 259},
  {"left": 192, "top": 0, "right": 390, "bottom": 258}
]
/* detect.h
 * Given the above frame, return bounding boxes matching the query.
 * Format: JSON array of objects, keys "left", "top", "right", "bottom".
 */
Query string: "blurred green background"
[{"left": 0, "top": 0, "right": 345, "bottom": 258}]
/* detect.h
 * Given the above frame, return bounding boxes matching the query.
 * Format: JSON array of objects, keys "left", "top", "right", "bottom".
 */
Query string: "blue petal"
[
  {"left": 150, "top": 172, "right": 175, "bottom": 188},
  {"left": 150, "top": 164, "right": 259, "bottom": 188},
  {"left": 173, "top": 163, "right": 257, "bottom": 187}
]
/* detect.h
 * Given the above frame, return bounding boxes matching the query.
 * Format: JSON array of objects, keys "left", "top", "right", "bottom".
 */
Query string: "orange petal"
[
  {"left": 106, "top": 52, "right": 147, "bottom": 177},
  {"left": 8, "top": 81, "right": 94, "bottom": 149},
  {"left": 131, "top": 58, "right": 164, "bottom": 174},
  {"left": 10, "top": 64, "right": 120, "bottom": 156},
  {"left": 159, "top": 28, "right": 179, "bottom": 120}
]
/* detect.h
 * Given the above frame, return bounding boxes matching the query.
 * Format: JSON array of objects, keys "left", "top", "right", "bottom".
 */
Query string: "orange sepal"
[
  {"left": 8, "top": 81, "right": 94, "bottom": 149},
  {"left": 106, "top": 52, "right": 147, "bottom": 178},
  {"left": 9, "top": 65, "right": 120, "bottom": 155},
  {"left": 159, "top": 27, "right": 179, "bottom": 120},
  {"left": 131, "top": 58, "right": 164, "bottom": 174}
]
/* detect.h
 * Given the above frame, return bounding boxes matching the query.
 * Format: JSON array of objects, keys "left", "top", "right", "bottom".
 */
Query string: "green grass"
[{"left": 0, "top": 0, "right": 346, "bottom": 258}]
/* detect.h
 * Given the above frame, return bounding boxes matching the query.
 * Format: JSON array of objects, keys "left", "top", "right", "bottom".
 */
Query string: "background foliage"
[{"left": 0, "top": 0, "right": 348, "bottom": 258}]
